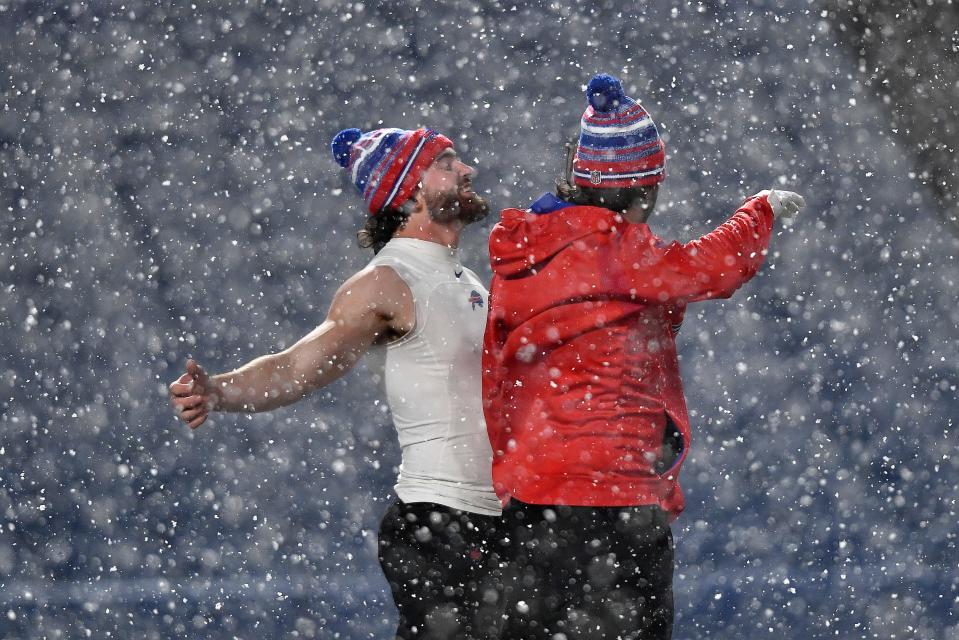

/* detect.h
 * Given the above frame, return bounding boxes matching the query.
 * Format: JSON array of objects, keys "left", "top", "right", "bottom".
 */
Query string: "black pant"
[
  {"left": 377, "top": 500, "right": 505, "bottom": 640},
  {"left": 499, "top": 500, "right": 674, "bottom": 640}
]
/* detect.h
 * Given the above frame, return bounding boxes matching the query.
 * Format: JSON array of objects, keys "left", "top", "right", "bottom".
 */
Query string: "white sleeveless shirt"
[{"left": 367, "top": 237, "right": 501, "bottom": 516}]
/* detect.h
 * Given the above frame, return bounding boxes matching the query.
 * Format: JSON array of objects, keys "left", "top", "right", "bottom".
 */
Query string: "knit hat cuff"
[{"left": 572, "top": 140, "right": 666, "bottom": 188}]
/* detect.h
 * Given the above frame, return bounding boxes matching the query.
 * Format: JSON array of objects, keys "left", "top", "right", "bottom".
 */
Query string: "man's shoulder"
[
  {"left": 336, "top": 264, "right": 412, "bottom": 308},
  {"left": 346, "top": 263, "right": 409, "bottom": 289},
  {"left": 328, "top": 265, "right": 415, "bottom": 333}
]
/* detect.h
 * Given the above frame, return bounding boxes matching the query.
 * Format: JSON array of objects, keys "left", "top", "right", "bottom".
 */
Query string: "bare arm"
[
  {"left": 211, "top": 307, "right": 380, "bottom": 413},
  {"left": 169, "top": 266, "right": 413, "bottom": 427}
]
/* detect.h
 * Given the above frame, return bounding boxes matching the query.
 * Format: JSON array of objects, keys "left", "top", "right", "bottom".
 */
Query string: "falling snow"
[{"left": 1, "top": 1, "right": 957, "bottom": 639}]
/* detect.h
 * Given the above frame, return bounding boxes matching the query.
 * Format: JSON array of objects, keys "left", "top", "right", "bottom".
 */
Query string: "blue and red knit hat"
[
  {"left": 572, "top": 74, "right": 666, "bottom": 188},
  {"left": 331, "top": 126, "right": 453, "bottom": 215}
]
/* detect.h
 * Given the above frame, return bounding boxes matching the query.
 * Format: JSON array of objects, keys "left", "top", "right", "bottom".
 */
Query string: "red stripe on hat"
[
  {"left": 576, "top": 138, "right": 662, "bottom": 159},
  {"left": 574, "top": 147, "right": 665, "bottom": 174}
]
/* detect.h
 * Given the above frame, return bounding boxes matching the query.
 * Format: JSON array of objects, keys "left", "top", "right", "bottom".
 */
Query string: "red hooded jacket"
[{"left": 482, "top": 193, "right": 775, "bottom": 518}]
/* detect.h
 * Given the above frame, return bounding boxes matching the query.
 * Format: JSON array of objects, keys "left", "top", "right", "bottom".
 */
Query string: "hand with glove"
[{"left": 752, "top": 189, "right": 806, "bottom": 218}]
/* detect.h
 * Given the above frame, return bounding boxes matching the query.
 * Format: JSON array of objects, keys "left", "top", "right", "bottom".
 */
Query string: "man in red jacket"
[{"left": 483, "top": 74, "right": 805, "bottom": 639}]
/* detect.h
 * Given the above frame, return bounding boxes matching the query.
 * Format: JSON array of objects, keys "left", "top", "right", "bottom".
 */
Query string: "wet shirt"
[{"left": 368, "top": 237, "right": 501, "bottom": 516}]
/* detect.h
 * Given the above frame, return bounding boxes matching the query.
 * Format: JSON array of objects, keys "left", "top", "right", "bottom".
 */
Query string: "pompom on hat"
[
  {"left": 331, "top": 126, "right": 453, "bottom": 215},
  {"left": 572, "top": 73, "right": 666, "bottom": 188}
]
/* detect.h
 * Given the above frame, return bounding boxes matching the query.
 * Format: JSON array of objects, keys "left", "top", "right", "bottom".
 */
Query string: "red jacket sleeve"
[{"left": 621, "top": 195, "right": 775, "bottom": 304}]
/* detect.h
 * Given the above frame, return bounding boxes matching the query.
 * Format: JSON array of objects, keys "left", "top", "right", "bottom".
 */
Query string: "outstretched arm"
[
  {"left": 622, "top": 190, "right": 803, "bottom": 304},
  {"left": 169, "top": 266, "right": 412, "bottom": 428}
]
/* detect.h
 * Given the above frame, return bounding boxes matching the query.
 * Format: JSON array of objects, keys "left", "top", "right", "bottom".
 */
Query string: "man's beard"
[{"left": 425, "top": 187, "right": 490, "bottom": 224}]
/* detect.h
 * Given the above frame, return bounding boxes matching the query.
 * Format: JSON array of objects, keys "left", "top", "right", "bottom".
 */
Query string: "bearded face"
[
  {"left": 419, "top": 150, "right": 490, "bottom": 225},
  {"left": 425, "top": 182, "right": 490, "bottom": 224}
]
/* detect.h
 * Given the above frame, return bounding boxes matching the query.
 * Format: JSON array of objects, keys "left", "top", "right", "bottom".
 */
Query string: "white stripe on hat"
[
  {"left": 573, "top": 167, "right": 664, "bottom": 181},
  {"left": 382, "top": 134, "right": 429, "bottom": 210},
  {"left": 580, "top": 116, "right": 653, "bottom": 135}
]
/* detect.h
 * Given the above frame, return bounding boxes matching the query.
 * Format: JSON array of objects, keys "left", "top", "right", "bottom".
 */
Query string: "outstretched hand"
[
  {"left": 168, "top": 359, "right": 216, "bottom": 429},
  {"left": 752, "top": 189, "right": 806, "bottom": 218}
]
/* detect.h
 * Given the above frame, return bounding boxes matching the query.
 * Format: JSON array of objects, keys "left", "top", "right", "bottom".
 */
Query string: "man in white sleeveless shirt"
[{"left": 168, "top": 126, "right": 503, "bottom": 639}]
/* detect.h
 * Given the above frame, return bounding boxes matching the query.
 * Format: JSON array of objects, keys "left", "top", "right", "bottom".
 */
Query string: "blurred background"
[{"left": 1, "top": 0, "right": 957, "bottom": 638}]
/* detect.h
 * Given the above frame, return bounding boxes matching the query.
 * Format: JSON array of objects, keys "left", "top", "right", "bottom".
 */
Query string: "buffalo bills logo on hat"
[{"left": 469, "top": 290, "right": 484, "bottom": 310}]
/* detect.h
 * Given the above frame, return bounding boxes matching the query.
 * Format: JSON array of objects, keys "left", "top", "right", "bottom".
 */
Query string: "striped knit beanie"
[
  {"left": 573, "top": 74, "right": 666, "bottom": 188},
  {"left": 331, "top": 127, "right": 453, "bottom": 215}
]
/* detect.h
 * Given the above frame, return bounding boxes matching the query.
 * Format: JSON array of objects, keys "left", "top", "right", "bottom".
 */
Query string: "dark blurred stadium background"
[{"left": 1, "top": 1, "right": 957, "bottom": 638}]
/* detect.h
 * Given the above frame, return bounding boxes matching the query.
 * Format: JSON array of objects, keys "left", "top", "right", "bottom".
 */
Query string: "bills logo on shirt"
[{"left": 469, "top": 290, "right": 484, "bottom": 310}]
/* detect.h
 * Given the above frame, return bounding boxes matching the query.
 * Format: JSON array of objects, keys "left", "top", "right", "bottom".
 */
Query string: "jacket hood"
[{"left": 489, "top": 200, "right": 646, "bottom": 277}]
